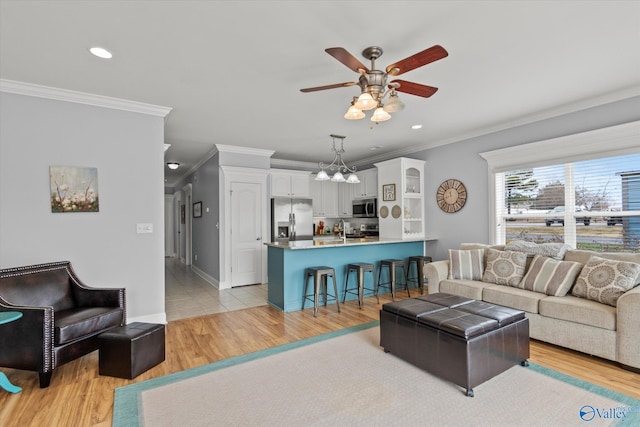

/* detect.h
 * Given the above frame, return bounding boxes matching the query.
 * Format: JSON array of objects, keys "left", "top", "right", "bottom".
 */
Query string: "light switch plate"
[{"left": 136, "top": 223, "right": 153, "bottom": 234}]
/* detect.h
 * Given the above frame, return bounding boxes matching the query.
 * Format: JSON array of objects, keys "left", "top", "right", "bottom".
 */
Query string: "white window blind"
[
  {"left": 480, "top": 121, "right": 640, "bottom": 252},
  {"left": 497, "top": 153, "right": 640, "bottom": 251}
]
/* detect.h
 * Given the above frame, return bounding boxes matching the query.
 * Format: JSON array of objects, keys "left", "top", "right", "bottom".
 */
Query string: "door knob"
[{"left": 256, "top": 237, "right": 261, "bottom": 240}]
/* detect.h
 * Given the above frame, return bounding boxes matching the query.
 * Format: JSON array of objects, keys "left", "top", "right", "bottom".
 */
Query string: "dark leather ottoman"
[
  {"left": 98, "top": 322, "right": 165, "bottom": 379},
  {"left": 380, "top": 293, "right": 529, "bottom": 397}
]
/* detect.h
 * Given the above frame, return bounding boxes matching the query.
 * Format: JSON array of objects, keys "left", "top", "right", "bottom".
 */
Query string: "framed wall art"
[
  {"left": 49, "top": 165, "right": 99, "bottom": 213},
  {"left": 193, "top": 201, "right": 202, "bottom": 218},
  {"left": 382, "top": 183, "right": 396, "bottom": 202}
]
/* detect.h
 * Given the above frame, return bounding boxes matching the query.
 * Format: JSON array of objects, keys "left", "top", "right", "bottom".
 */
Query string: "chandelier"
[{"left": 316, "top": 135, "right": 360, "bottom": 184}]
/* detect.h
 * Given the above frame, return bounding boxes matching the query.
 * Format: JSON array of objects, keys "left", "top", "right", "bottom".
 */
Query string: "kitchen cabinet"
[
  {"left": 270, "top": 169, "right": 311, "bottom": 198},
  {"left": 310, "top": 175, "right": 339, "bottom": 217},
  {"left": 375, "top": 157, "right": 425, "bottom": 239},
  {"left": 353, "top": 169, "right": 378, "bottom": 198},
  {"left": 338, "top": 183, "right": 354, "bottom": 217}
]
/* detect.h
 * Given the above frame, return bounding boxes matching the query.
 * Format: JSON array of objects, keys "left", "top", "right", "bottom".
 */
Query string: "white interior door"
[{"left": 230, "top": 181, "right": 262, "bottom": 286}]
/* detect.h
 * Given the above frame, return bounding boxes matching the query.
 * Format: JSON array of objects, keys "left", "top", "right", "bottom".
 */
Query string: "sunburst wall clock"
[{"left": 436, "top": 179, "right": 467, "bottom": 213}]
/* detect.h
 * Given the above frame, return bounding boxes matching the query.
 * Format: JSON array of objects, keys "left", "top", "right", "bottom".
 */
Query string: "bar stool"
[
  {"left": 343, "top": 263, "right": 377, "bottom": 308},
  {"left": 377, "top": 259, "right": 410, "bottom": 301},
  {"left": 302, "top": 266, "right": 341, "bottom": 317},
  {"left": 406, "top": 256, "right": 433, "bottom": 295}
]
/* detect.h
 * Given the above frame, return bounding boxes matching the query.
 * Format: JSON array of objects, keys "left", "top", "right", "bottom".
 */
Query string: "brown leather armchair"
[{"left": 0, "top": 261, "right": 125, "bottom": 388}]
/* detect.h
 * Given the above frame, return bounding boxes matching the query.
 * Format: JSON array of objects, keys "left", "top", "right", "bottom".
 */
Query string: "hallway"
[{"left": 165, "top": 257, "right": 268, "bottom": 321}]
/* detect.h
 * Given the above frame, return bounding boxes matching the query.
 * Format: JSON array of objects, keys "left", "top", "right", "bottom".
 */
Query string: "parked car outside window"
[{"left": 545, "top": 206, "right": 591, "bottom": 226}]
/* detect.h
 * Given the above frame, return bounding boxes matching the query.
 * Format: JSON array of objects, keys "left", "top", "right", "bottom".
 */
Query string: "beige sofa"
[{"left": 425, "top": 243, "right": 640, "bottom": 372}]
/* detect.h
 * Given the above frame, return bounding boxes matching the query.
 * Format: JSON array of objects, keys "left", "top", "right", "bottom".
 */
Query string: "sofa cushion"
[
  {"left": 517, "top": 255, "right": 582, "bottom": 296},
  {"left": 539, "top": 295, "right": 616, "bottom": 331},
  {"left": 55, "top": 307, "right": 124, "bottom": 345},
  {"left": 482, "top": 249, "right": 527, "bottom": 286},
  {"left": 440, "top": 279, "right": 491, "bottom": 301},
  {"left": 571, "top": 256, "right": 640, "bottom": 307},
  {"left": 483, "top": 285, "right": 546, "bottom": 314},
  {"left": 505, "top": 240, "right": 571, "bottom": 260},
  {"left": 448, "top": 249, "right": 484, "bottom": 280}
]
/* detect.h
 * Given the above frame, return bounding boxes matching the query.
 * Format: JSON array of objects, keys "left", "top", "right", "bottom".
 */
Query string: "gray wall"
[
  {"left": 191, "top": 153, "right": 220, "bottom": 281},
  {"left": 171, "top": 149, "right": 272, "bottom": 284},
  {"left": 0, "top": 92, "right": 166, "bottom": 322},
  {"left": 416, "top": 96, "right": 640, "bottom": 261}
]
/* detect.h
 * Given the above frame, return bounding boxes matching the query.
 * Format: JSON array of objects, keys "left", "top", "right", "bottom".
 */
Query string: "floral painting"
[{"left": 50, "top": 166, "right": 99, "bottom": 213}]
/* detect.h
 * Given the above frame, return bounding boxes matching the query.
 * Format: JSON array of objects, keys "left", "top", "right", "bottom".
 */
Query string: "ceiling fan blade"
[
  {"left": 325, "top": 47, "right": 369, "bottom": 73},
  {"left": 391, "top": 80, "right": 439, "bottom": 98},
  {"left": 386, "top": 45, "right": 448, "bottom": 76},
  {"left": 300, "top": 82, "right": 358, "bottom": 93}
]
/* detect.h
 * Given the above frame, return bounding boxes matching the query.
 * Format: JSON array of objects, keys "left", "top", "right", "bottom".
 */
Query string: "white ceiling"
[{"left": 2, "top": 1, "right": 639, "bottom": 187}]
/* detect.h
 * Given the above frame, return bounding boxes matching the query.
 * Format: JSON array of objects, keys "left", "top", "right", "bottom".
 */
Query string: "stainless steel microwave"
[{"left": 353, "top": 198, "right": 377, "bottom": 218}]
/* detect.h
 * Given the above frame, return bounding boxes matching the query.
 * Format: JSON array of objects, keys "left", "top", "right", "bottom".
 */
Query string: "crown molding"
[
  {"left": 270, "top": 158, "right": 317, "bottom": 170},
  {"left": 214, "top": 144, "right": 274, "bottom": 158},
  {"left": 0, "top": 79, "right": 172, "bottom": 119}
]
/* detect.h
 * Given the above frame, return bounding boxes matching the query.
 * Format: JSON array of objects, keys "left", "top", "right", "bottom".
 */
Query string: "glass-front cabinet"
[{"left": 375, "top": 157, "right": 425, "bottom": 239}]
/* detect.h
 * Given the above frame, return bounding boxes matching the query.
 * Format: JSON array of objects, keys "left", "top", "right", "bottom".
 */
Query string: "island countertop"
[{"left": 264, "top": 236, "right": 437, "bottom": 250}]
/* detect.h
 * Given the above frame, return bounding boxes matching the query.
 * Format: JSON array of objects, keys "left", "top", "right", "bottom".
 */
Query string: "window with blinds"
[{"left": 496, "top": 153, "right": 640, "bottom": 252}]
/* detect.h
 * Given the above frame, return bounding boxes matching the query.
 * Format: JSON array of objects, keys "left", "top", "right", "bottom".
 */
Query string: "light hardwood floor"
[{"left": 1, "top": 274, "right": 638, "bottom": 426}]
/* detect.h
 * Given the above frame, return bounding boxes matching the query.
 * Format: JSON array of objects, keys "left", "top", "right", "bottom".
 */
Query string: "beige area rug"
[{"left": 114, "top": 322, "right": 640, "bottom": 427}]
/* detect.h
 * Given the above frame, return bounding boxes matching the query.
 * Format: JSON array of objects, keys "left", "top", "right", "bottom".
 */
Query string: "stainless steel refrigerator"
[{"left": 271, "top": 198, "right": 313, "bottom": 243}]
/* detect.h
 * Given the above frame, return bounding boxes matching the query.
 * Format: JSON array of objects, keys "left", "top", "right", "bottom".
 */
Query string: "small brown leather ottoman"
[
  {"left": 98, "top": 322, "right": 165, "bottom": 379},
  {"left": 380, "top": 293, "right": 529, "bottom": 397}
]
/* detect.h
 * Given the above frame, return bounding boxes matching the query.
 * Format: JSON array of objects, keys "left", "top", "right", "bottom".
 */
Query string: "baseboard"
[
  {"left": 191, "top": 264, "right": 220, "bottom": 289},
  {"left": 128, "top": 312, "right": 167, "bottom": 325}
]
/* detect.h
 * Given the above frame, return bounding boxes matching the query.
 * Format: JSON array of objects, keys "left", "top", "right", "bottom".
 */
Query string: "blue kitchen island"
[{"left": 265, "top": 237, "right": 433, "bottom": 312}]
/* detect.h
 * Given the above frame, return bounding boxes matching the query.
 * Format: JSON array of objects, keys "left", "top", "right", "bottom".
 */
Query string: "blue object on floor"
[{"left": 0, "top": 311, "right": 23, "bottom": 393}]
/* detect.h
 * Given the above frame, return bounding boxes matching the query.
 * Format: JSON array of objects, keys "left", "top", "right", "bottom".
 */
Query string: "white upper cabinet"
[
  {"left": 353, "top": 169, "right": 378, "bottom": 198},
  {"left": 338, "top": 183, "right": 354, "bottom": 217},
  {"left": 310, "top": 175, "right": 339, "bottom": 217},
  {"left": 270, "top": 170, "right": 311, "bottom": 198}
]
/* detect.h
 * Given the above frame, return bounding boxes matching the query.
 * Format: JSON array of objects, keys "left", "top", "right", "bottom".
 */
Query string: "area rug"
[{"left": 113, "top": 322, "right": 639, "bottom": 427}]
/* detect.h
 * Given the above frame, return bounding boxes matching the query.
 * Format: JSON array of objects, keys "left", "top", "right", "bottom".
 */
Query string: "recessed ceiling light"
[
  {"left": 370, "top": 146, "right": 382, "bottom": 151},
  {"left": 411, "top": 125, "right": 422, "bottom": 130},
  {"left": 166, "top": 162, "right": 180, "bottom": 170},
  {"left": 89, "top": 47, "right": 112, "bottom": 59}
]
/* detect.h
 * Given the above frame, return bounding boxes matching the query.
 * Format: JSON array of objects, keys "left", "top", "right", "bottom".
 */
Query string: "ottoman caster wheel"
[
  {"left": 520, "top": 360, "right": 530, "bottom": 367},
  {"left": 466, "top": 388, "right": 474, "bottom": 397}
]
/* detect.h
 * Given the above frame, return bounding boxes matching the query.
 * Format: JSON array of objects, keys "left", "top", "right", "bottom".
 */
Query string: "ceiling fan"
[{"left": 300, "top": 45, "right": 448, "bottom": 123}]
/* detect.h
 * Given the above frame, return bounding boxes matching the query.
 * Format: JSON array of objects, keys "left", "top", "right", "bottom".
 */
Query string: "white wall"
[{"left": 0, "top": 90, "right": 168, "bottom": 323}]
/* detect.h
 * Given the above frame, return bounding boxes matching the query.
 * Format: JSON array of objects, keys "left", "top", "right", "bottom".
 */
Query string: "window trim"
[{"left": 479, "top": 121, "right": 640, "bottom": 245}]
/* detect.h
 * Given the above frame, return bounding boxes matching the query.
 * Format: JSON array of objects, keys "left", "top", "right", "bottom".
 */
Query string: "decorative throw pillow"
[
  {"left": 504, "top": 240, "right": 571, "bottom": 260},
  {"left": 482, "top": 249, "right": 527, "bottom": 286},
  {"left": 448, "top": 249, "right": 484, "bottom": 280},
  {"left": 571, "top": 256, "right": 640, "bottom": 307},
  {"left": 518, "top": 255, "right": 583, "bottom": 296}
]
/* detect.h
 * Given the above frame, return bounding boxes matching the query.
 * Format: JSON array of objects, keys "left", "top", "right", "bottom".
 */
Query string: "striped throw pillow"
[
  {"left": 518, "top": 255, "right": 582, "bottom": 296},
  {"left": 448, "top": 249, "right": 484, "bottom": 280}
]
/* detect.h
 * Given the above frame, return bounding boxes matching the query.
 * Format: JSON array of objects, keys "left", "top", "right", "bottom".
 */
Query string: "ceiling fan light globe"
[
  {"left": 355, "top": 92, "right": 376, "bottom": 111},
  {"left": 371, "top": 107, "right": 391, "bottom": 122},
  {"left": 331, "top": 172, "right": 346, "bottom": 182},
  {"left": 383, "top": 93, "right": 405, "bottom": 112},
  {"left": 344, "top": 105, "right": 365, "bottom": 120},
  {"left": 346, "top": 173, "right": 360, "bottom": 184},
  {"left": 316, "top": 170, "right": 330, "bottom": 181}
]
